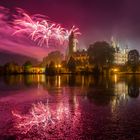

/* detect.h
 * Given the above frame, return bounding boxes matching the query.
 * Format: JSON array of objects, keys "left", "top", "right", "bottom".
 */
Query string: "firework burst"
[{"left": 13, "top": 9, "right": 81, "bottom": 47}]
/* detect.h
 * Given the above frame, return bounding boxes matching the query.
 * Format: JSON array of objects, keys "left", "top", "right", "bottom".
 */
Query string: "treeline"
[
  {"left": 0, "top": 61, "right": 33, "bottom": 75},
  {"left": 0, "top": 41, "right": 140, "bottom": 75}
]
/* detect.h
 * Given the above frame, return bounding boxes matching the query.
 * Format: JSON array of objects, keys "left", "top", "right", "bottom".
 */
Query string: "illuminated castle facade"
[
  {"left": 67, "top": 32, "right": 89, "bottom": 61},
  {"left": 67, "top": 34, "right": 129, "bottom": 68},
  {"left": 66, "top": 32, "right": 90, "bottom": 71},
  {"left": 111, "top": 37, "right": 129, "bottom": 65}
]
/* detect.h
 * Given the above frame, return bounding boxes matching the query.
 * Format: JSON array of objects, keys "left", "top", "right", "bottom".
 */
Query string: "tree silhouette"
[
  {"left": 45, "top": 61, "right": 56, "bottom": 75},
  {"left": 87, "top": 41, "right": 115, "bottom": 74},
  {"left": 128, "top": 49, "right": 139, "bottom": 73},
  {"left": 4, "top": 62, "right": 19, "bottom": 74},
  {"left": 42, "top": 51, "right": 63, "bottom": 66},
  {"left": 67, "top": 57, "right": 76, "bottom": 73},
  {"left": 23, "top": 61, "right": 32, "bottom": 73}
]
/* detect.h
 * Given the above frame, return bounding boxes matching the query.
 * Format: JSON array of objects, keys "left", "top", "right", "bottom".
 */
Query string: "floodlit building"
[
  {"left": 72, "top": 49, "right": 90, "bottom": 71},
  {"left": 66, "top": 32, "right": 92, "bottom": 72},
  {"left": 113, "top": 49, "right": 128, "bottom": 65},
  {"left": 28, "top": 67, "right": 45, "bottom": 74},
  {"left": 111, "top": 37, "right": 129, "bottom": 65}
]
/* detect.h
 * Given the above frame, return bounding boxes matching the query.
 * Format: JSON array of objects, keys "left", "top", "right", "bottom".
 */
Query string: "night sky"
[{"left": 0, "top": 0, "right": 140, "bottom": 60}]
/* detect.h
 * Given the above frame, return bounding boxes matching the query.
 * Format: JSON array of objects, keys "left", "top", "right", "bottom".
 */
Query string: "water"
[{"left": 0, "top": 74, "right": 140, "bottom": 140}]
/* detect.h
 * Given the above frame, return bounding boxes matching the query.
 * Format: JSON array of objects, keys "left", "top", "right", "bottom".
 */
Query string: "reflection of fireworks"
[
  {"left": 13, "top": 9, "right": 81, "bottom": 47},
  {"left": 12, "top": 100, "right": 70, "bottom": 134}
]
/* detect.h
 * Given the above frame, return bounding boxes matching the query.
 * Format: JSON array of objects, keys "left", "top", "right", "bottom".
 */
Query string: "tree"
[
  {"left": 42, "top": 51, "right": 64, "bottom": 66},
  {"left": 67, "top": 57, "right": 76, "bottom": 73},
  {"left": 128, "top": 49, "right": 139, "bottom": 73},
  {"left": 45, "top": 61, "right": 56, "bottom": 75},
  {"left": 23, "top": 61, "right": 32, "bottom": 73},
  {"left": 4, "top": 62, "right": 19, "bottom": 74},
  {"left": 87, "top": 41, "right": 115, "bottom": 74}
]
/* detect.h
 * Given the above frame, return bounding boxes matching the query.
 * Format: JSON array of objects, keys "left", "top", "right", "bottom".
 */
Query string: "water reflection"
[
  {"left": 0, "top": 74, "right": 140, "bottom": 99},
  {"left": 128, "top": 75, "right": 140, "bottom": 98},
  {"left": 0, "top": 74, "right": 140, "bottom": 139},
  {"left": 12, "top": 98, "right": 81, "bottom": 139},
  {"left": 0, "top": 74, "right": 139, "bottom": 112}
]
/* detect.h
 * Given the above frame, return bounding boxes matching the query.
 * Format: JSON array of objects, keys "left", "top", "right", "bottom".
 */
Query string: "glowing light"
[
  {"left": 114, "top": 74, "right": 117, "bottom": 83},
  {"left": 113, "top": 68, "right": 119, "bottom": 72},
  {"left": 13, "top": 9, "right": 81, "bottom": 47}
]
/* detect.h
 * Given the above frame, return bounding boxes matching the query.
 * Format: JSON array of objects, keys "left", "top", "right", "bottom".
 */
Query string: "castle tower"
[
  {"left": 67, "top": 32, "right": 77, "bottom": 60},
  {"left": 111, "top": 36, "right": 119, "bottom": 52}
]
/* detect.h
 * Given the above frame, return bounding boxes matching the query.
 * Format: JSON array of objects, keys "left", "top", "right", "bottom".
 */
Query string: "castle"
[
  {"left": 67, "top": 34, "right": 129, "bottom": 66},
  {"left": 111, "top": 37, "right": 129, "bottom": 65}
]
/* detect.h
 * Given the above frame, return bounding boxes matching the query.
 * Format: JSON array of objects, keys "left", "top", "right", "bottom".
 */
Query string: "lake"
[{"left": 0, "top": 74, "right": 140, "bottom": 140}]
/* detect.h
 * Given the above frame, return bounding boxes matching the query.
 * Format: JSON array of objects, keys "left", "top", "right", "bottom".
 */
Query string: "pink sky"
[{"left": 0, "top": 6, "right": 66, "bottom": 61}]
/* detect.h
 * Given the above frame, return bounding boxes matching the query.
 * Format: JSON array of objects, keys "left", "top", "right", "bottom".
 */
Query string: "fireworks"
[{"left": 13, "top": 9, "right": 81, "bottom": 47}]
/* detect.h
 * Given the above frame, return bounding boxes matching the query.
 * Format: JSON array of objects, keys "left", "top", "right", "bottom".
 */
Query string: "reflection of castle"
[{"left": 111, "top": 37, "right": 129, "bottom": 65}]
